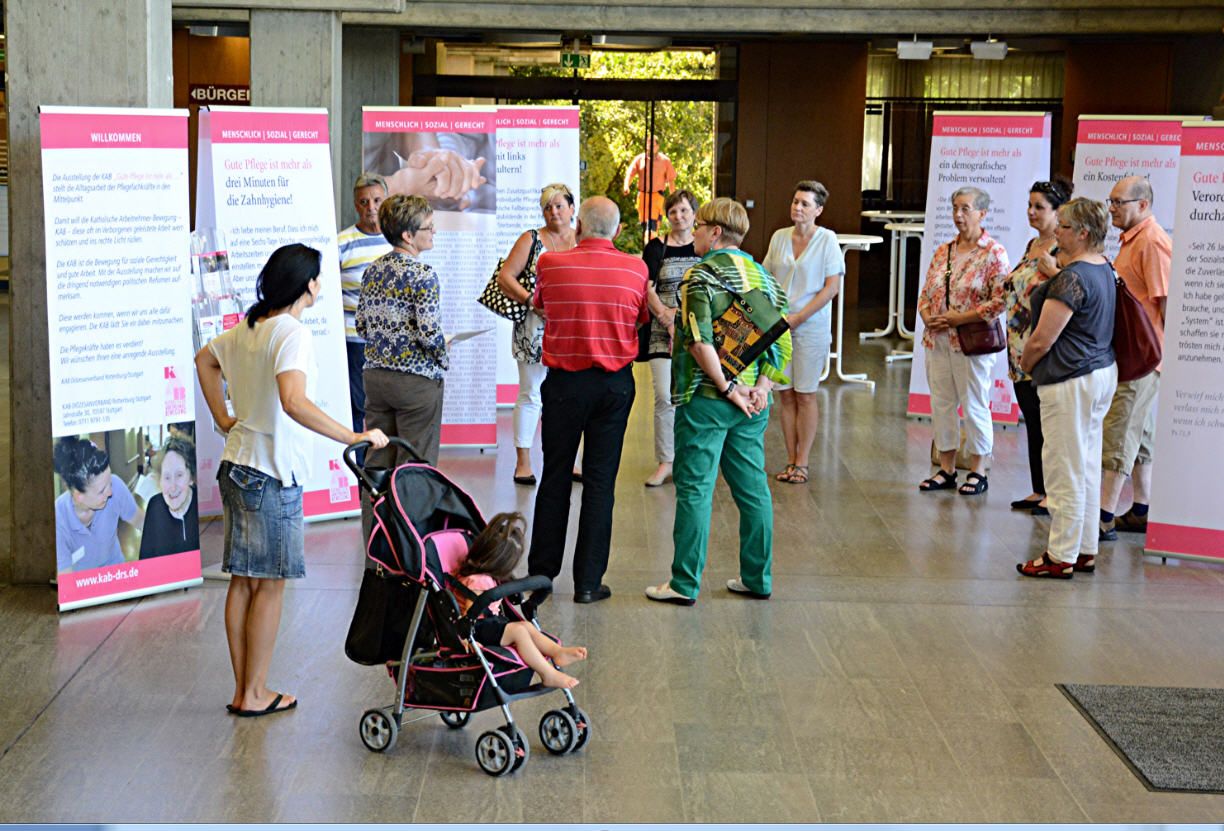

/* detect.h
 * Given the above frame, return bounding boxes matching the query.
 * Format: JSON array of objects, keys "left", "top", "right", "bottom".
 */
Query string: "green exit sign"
[{"left": 560, "top": 53, "right": 590, "bottom": 69}]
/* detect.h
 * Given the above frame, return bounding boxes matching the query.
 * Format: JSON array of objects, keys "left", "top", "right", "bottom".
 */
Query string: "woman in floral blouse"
[
  {"left": 356, "top": 194, "right": 448, "bottom": 466},
  {"left": 917, "top": 186, "right": 1009, "bottom": 496},
  {"left": 1003, "top": 177, "right": 1072, "bottom": 514}
]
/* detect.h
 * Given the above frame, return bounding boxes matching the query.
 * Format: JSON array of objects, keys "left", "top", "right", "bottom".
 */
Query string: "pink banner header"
[
  {"left": 208, "top": 110, "right": 329, "bottom": 144},
  {"left": 363, "top": 110, "right": 495, "bottom": 134},
  {"left": 933, "top": 115, "right": 1048, "bottom": 139},
  {"left": 1077, "top": 119, "right": 1183, "bottom": 146},
  {"left": 58, "top": 550, "right": 201, "bottom": 607},
  {"left": 495, "top": 108, "right": 580, "bottom": 129},
  {"left": 1181, "top": 125, "right": 1224, "bottom": 157},
  {"left": 40, "top": 112, "right": 186, "bottom": 150}
]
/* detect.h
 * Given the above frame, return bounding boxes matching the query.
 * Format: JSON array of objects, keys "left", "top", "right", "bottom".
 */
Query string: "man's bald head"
[
  {"left": 1117, "top": 175, "right": 1154, "bottom": 204},
  {"left": 1108, "top": 175, "right": 1154, "bottom": 232},
  {"left": 577, "top": 196, "right": 621, "bottom": 240}
]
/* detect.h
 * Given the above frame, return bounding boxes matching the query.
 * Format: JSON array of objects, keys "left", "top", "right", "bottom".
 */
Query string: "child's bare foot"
[
  {"left": 553, "top": 645, "right": 588, "bottom": 668},
  {"left": 540, "top": 668, "right": 580, "bottom": 689}
]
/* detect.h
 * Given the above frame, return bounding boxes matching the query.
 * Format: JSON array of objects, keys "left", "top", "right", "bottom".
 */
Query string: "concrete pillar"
[
  {"left": 4, "top": 0, "right": 173, "bottom": 585},
  {"left": 250, "top": 10, "right": 344, "bottom": 224},
  {"left": 340, "top": 27, "right": 400, "bottom": 229}
]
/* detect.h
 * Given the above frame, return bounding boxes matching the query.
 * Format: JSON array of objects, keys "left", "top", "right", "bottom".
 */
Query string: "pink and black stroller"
[{"left": 343, "top": 437, "right": 590, "bottom": 776}]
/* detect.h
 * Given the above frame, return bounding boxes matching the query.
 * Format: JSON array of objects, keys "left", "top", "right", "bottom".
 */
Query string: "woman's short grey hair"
[
  {"left": 795, "top": 180, "right": 829, "bottom": 207},
  {"left": 1059, "top": 198, "right": 1110, "bottom": 251},
  {"left": 379, "top": 194, "right": 432, "bottom": 245},
  {"left": 539, "top": 183, "right": 575, "bottom": 213},
  {"left": 951, "top": 186, "right": 990, "bottom": 211}
]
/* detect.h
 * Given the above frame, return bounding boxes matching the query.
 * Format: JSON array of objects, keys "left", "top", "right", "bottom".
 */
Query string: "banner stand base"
[
  {"left": 202, "top": 562, "right": 231, "bottom": 582},
  {"left": 1142, "top": 549, "right": 1224, "bottom": 568}
]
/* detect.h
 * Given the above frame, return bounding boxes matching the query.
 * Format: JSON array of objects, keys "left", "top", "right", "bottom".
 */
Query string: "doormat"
[{"left": 1058, "top": 683, "right": 1224, "bottom": 794}]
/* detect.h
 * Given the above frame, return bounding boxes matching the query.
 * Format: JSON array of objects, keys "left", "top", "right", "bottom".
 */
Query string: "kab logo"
[{"left": 164, "top": 366, "right": 188, "bottom": 418}]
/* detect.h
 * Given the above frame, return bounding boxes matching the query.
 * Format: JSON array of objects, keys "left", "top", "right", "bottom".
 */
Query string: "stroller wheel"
[
  {"left": 568, "top": 706, "right": 592, "bottom": 752},
  {"left": 539, "top": 709, "right": 579, "bottom": 755},
  {"left": 507, "top": 725, "right": 531, "bottom": 771},
  {"left": 359, "top": 708, "right": 398, "bottom": 753},
  {"left": 475, "top": 729, "right": 518, "bottom": 777},
  {"left": 439, "top": 711, "right": 471, "bottom": 729}
]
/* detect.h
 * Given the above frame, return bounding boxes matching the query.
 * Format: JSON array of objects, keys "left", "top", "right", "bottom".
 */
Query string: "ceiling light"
[
  {"left": 970, "top": 39, "right": 1008, "bottom": 60},
  {"left": 897, "top": 38, "right": 933, "bottom": 60}
]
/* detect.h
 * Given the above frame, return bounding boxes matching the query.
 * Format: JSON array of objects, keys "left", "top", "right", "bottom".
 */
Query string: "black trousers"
[
  {"left": 528, "top": 365, "right": 635, "bottom": 592},
  {"left": 1014, "top": 379, "right": 1045, "bottom": 495}
]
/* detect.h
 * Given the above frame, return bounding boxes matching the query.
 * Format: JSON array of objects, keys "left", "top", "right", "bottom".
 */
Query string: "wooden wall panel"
[
  {"left": 1059, "top": 41, "right": 1172, "bottom": 176},
  {"left": 736, "top": 41, "right": 868, "bottom": 302}
]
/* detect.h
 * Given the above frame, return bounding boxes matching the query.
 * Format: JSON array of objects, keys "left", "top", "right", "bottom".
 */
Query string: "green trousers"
[{"left": 670, "top": 394, "right": 774, "bottom": 599}]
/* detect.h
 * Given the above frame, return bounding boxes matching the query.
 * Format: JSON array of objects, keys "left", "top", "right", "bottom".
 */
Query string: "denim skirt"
[{"left": 218, "top": 461, "right": 305, "bottom": 579}]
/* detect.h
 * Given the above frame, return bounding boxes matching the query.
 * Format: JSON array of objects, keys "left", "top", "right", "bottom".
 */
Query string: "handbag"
[
  {"left": 945, "top": 241, "right": 1005, "bottom": 356},
  {"left": 345, "top": 566, "right": 430, "bottom": 665},
  {"left": 1112, "top": 266, "right": 1161, "bottom": 383},
  {"left": 476, "top": 230, "right": 539, "bottom": 323},
  {"left": 708, "top": 256, "right": 790, "bottom": 380}
]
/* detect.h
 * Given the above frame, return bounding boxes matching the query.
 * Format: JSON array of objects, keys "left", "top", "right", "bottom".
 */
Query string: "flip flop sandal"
[
  {"left": 235, "top": 693, "right": 298, "bottom": 718},
  {"left": 919, "top": 469, "right": 957, "bottom": 491},
  {"left": 1016, "top": 553, "right": 1073, "bottom": 579},
  {"left": 775, "top": 464, "right": 797, "bottom": 482},
  {"left": 782, "top": 465, "right": 810, "bottom": 484},
  {"left": 959, "top": 472, "right": 988, "bottom": 495}
]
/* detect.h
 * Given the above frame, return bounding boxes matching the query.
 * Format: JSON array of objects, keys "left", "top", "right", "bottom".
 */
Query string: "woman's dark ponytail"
[
  {"left": 246, "top": 243, "right": 322, "bottom": 327},
  {"left": 54, "top": 436, "right": 110, "bottom": 493}
]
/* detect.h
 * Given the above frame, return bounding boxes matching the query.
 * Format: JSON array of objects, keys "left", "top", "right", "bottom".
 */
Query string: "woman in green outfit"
[{"left": 645, "top": 198, "right": 792, "bottom": 606}]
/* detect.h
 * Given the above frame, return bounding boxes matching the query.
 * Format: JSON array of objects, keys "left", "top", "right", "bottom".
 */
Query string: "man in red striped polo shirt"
[{"left": 527, "top": 196, "right": 649, "bottom": 603}]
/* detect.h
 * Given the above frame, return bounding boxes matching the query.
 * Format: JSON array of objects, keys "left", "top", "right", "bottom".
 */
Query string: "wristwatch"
[{"left": 720, "top": 379, "right": 738, "bottom": 398}]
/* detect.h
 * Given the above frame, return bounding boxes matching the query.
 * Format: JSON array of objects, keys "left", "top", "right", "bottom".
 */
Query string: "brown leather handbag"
[
  {"left": 944, "top": 242, "right": 1005, "bottom": 356},
  {"left": 1112, "top": 268, "right": 1161, "bottom": 382}
]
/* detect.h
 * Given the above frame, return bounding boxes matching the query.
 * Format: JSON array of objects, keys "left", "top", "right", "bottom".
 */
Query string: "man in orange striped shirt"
[{"left": 526, "top": 196, "right": 649, "bottom": 603}]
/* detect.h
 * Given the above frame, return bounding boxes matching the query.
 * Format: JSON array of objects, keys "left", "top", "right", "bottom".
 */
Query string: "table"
[
  {"left": 860, "top": 210, "right": 925, "bottom": 341},
  {"left": 820, "top": 233, "right": 884, "bottom": 391}
]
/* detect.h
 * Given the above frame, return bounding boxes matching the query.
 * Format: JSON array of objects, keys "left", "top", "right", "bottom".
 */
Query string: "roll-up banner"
[
  {"left": 361, "top": 107, "right": 498, "bottom": 446},
  {"left": 194, "top": 106, "right": 359, "bottom": 521},
  {"left": 1146, "top": 121, "right": 1224, "bottom": 564},
  {"left": 488, "top": 105, "right": 582, "bottom": 406},
  {"left": 906, "top": 111, "right": 1052, "bottom": 424},
  {"left": 40, "top": 106, "right": 202, "bottom": 611},
  {"left": 1071, "top": 116, "right": 1207, "bottom": 260}
]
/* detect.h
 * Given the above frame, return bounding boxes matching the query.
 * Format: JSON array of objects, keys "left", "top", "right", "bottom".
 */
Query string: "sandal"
[
  {"left": 1016, "top": 552, "right": 1073, "bottom": 579},
  {"left": 1073, "top": 554, "right": 1096, "bottom": 573},
  {"left": 781, "top": 465, "right": 810, "bottom": 484},
  {"left": 958, "top": 472, "right": 988, "bottom": 496},
  {"left": 775, "top": 464, "right": 797, "bottom": 482},
  {"left": 919, "top": 469, "right": 957, "bottom": 492}
]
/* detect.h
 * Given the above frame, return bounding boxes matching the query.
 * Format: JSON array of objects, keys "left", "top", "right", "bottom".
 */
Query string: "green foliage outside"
[{"left": 510, "top": 50, "right": 717, "bottom": 253}]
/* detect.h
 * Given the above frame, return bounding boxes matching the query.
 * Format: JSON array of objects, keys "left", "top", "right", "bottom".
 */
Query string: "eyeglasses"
[
  {"left": 694, "top": 221, "right": 717, "bottom": 231},
  {"left": 416, "top": 224, "right": 436, "bottom": 233},
  {"left": 1106, "top": 198, "right": 1141, "bottom": 208},
  {"left": 1032, "top": 181, "right": 1064, "bottom": 199}
]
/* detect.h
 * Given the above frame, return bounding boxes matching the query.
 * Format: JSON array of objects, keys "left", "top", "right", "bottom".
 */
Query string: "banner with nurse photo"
[
  {"left": 195, "top": 106, "right": 358, "bottom": 520},
  {"left": 1071, "top": 115, "right": 1208, "bottom": 260},
  {"left": 906, "top": 111, "right": 1052, "bottom": 424},
  {"left": 489, "top": 105, "right": 581, "bottom": 405},
  {"left": 1146, "top": 121, "right": 1224, "bottom": 564},
  {"left": 362, "top": 107, "right": 498, "bottom": 446},
  {"left": 39, "top": 106, "right": 203, "bottom": 611}
]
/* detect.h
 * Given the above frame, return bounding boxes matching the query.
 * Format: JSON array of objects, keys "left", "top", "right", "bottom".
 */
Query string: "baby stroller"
[{"left": 342, "top": 437, "right": 591, "bottom": 776}]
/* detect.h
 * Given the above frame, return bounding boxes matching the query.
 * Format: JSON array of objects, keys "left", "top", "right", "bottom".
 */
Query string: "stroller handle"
[{"left": 342, "top": 436, "right": 424, "bottom": 494}]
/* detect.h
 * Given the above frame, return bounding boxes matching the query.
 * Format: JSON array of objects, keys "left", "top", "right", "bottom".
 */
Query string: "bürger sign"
[{"left": 189, "top": 84, "right": 251, "bottom": 105}]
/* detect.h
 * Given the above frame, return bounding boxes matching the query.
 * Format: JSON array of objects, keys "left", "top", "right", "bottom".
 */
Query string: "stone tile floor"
[{"left": 2, "top": 302, "right": 1223, "bottom": 822}]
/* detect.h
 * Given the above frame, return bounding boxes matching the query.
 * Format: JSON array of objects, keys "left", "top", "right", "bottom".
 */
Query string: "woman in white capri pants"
[
  {"left": 497, "top": 183, "right": 577, "bottom": 485},
  {"left": 1017, "top": 198, "right": 1117, "bottom": 578},
  {"left": 916, "top": 186, "right": 1008, "bottom": 495},
  {"left": 763, "top": 180, "right": 845, "bottom": 486}
]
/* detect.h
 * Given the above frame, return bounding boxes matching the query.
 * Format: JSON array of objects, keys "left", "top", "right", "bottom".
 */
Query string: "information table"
[
  {"left": 860, "top": 209, "right": 925, "bottom": 341},
  {"left": 821, "top": 234, "right": 884, "bottom": 391}
]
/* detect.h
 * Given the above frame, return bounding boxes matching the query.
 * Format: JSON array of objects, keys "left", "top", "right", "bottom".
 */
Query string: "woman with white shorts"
[{"left": 763, "top": 180, "right": 845, "bottom": 485}]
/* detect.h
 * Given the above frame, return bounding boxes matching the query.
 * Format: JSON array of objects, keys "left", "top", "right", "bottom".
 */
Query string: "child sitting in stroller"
[{"left": 454, "top": 512, "right": 587, "bottom": 689}]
